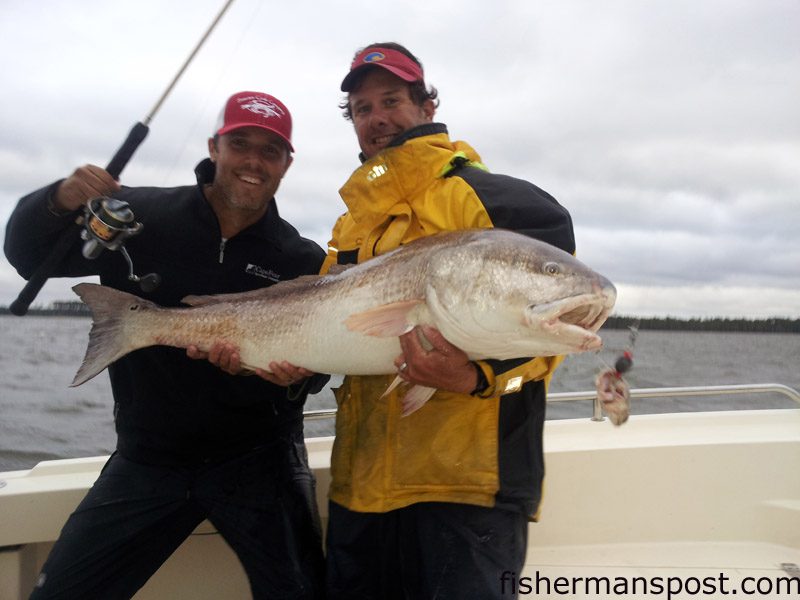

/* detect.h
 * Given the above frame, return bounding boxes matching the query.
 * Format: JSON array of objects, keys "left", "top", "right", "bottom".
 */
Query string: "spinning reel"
[{"left": 81, "top": 196, "right": 161, "bottom": 292}]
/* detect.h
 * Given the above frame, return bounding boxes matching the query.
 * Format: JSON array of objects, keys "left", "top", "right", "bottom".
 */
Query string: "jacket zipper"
[{"left": 218, "top": 238, "right": 227, "bottom": 264}]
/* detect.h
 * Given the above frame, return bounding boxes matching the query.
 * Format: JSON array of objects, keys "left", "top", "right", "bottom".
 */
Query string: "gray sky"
[{"left": 1, "top": 0, "right": 798, "bottom": 318}]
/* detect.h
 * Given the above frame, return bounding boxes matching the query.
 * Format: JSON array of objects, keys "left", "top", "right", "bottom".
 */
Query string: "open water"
[{"left": 1, "top": 315, "right": 798, "bottom": 472}]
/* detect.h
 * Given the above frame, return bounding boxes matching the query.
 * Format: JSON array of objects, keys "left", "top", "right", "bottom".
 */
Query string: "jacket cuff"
[
  {"left": 43, "top": 180, "right": 78, "bottom": 218},
  {"left": 286, "top": 372, "right": 331, "bottom": 402},
  {"left": 471, "top": 360, "right": 497, "bottom": 398},
  {"left": 489, "top": 356, "right": 564, "bottom": 396}
]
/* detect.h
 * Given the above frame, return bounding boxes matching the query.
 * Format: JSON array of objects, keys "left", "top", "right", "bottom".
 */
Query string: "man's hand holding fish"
[{"left": 187, "top": 341, "right": 314, "bottom": 386}]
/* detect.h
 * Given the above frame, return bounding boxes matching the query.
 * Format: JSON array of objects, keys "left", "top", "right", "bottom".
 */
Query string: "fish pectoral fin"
[
  {"left": 401, "top": 385, "right": 437, "bottom": 417},
  {"left": 344, "top": 299, "right": 424, "bottom": 337},
  {"left": 379, "top": 378, "right": 436, "bottom": 416},
  {"left": 381, "top": 375, "right": 405, "bottom": 398}
]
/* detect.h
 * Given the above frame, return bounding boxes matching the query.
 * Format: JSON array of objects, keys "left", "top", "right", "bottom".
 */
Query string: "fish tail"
[{"left": 70, "top": 283, "right": 152, "bottom": 386}]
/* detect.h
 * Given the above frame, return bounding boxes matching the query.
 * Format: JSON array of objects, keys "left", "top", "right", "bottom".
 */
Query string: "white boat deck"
[
  {"left": 1, "top": 404, "right": 798, "bottom": 599},
  {"left": 524, "top": 541, "right": 800, "bottom": 599},
  {"left": 521, "top": 409, "right": 800, "bottom": 599}
]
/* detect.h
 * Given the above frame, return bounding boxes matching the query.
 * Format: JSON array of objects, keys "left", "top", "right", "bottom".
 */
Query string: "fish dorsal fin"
[
  {"left": 182, "top": 288, "right": 269, "bottom": 307},
  {"left": 344, "top": 299, "right": 424, "bottom": 337},
  {"left": 181, "top": 274, "right": 323, "bottom": 307}
]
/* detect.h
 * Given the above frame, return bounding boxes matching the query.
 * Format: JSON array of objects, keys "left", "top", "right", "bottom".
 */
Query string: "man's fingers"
[
  {"left": 253, "top": 368, "right": 276, "bottom": 383},
  {"left": 215, "top": 343, "right": 241, "bottom": 373},
  {"left": 186, "top": 345, "right": 208, "bottom": 360},
  {"left": 418, "top": 325, "right": 456, "bottom": 354},
  {"left": 265, "top": 361, "right": 312, "bottom": 386},
  {"left": 82, "top": 164, "right": 121, "bottom": 192},
  {"left": 207, "top": 344, "right": 221, "bottom": 364},
  {"left": 398, "top": 328, "right": 422, "bottom": 358},
  {"left": 58, "top": 175, "right": 119, "bottom": 211}
]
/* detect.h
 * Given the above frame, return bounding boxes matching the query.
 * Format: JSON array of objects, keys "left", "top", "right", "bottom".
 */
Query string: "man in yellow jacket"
[{"left": 324, "top": 43, "right": 577, "bottom": 599}]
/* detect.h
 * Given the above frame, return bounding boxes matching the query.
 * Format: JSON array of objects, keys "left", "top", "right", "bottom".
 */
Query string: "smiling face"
[
  {"left": 348, "top": 68, "right": 435, "bottom": 159},
  {"left": 207, "top": 126, "right": 293, "bottom": 216}
]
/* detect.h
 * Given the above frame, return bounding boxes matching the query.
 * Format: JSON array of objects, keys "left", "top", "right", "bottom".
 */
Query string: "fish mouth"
[
  {"left": 527, "top": 288, "right": 616, "bottom": 351},
  {"left": 560, "top": 295, "right": 612, "bottom": 332}
]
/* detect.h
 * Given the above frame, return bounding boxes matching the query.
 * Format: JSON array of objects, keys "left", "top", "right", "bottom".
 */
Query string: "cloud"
[{"left": 1, "top": 0, "right": 798, "bottom": 317}]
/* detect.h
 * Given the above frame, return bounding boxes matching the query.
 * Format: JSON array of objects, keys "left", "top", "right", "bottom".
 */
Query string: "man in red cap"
[
  {"left": 322, "top": 43, "right": 576, "bottom": 599},
  {"left": 5, "top": 91, "right": 326, "bottom": 599}
]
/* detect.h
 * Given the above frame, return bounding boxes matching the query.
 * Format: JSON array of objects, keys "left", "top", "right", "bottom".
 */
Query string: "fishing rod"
[{"left": 9, "top": 0, "right": 237, "bottom": 316}]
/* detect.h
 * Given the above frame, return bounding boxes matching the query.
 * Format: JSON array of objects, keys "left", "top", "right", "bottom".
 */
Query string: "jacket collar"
[
  {"left": 341, "top": 123, "right": 481, "bottom": 226},
  {"left": 357, "top": 122, "right": 449, "bottom": 164}
]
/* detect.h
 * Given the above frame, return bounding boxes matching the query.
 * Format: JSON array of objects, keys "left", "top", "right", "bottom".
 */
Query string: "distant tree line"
[
  {"left": 604, "top": 316, "right": 800, "bottom": 333},
  {"left": 0, "top": 300, "right": 90, "bottom": 317}
]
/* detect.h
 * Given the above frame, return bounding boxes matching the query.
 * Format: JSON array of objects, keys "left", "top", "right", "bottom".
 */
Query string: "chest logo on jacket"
[
  {"left": 245, "top": 263, "right": 281, "bottom": 283},
  {"left": 367, "top": 163, "right": 388, "bottom": 182}
]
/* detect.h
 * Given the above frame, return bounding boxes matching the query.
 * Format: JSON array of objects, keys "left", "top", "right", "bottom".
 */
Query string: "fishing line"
[
  {"left": 161, "top": 0, "right": 265, "bottom": 186},
  {"left": 144, "top": 0, "right": 238, "bottom": 128},
  {"left": 593, "top": 319, "right": 639, "bottom": 375}
]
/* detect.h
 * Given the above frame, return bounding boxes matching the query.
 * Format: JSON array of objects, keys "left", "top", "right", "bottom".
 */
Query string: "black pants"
[
  {"left": 326, "top": 500, "right": 528, "bottom": 600},
  {"left": 29, "top": 434, "right": 325, "bottom": 600}
]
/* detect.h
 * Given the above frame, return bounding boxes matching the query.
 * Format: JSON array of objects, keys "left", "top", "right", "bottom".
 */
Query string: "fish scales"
[{"left": 71, "top": 229, "right": 618, "bottom": 415}]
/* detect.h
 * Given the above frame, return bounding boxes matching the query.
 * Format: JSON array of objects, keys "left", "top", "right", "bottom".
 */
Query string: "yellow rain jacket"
[{"left": 322, "top": 124, "right": 575, "bottom": 517}]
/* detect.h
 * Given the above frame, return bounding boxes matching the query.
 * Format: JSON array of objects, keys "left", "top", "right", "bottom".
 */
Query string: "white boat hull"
[{"left": 1, "top": 408, "right": 798, "bottom": 599}]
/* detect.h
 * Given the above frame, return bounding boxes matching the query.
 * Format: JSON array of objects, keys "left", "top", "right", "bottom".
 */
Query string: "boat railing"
[{"left": 302, "top": 383, "right": 800, "bottom": 423}]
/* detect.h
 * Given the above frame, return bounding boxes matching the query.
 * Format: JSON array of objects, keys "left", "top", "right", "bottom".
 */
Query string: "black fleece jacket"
[{"left": 4, "top": 159, "right": 326, "bottom": 465}]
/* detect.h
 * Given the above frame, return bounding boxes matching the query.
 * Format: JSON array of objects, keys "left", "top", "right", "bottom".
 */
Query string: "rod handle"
[
  {"left": 106, "top": 122, "right": 149, "bottom": 179},
  {"left": 8, "top": 221, "right": 83, "bottom": 316}
]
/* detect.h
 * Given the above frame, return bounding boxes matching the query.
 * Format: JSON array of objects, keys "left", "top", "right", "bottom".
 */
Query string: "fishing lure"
[{"left": 594, "top": 322, "right": 638, "bottom": 425}]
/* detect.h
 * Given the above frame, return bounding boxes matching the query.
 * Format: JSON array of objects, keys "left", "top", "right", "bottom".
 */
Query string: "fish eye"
[{"left": 543, "top": 262, "right": 561, "bottom": 275}]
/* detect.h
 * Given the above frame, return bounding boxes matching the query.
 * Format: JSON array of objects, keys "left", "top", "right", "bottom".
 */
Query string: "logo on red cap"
[
  {"left": 363, "top": 51, "right": 386, "bottom": 63},
  {"left": 240, "top": 97, "right": 285, "bottom": 119}
]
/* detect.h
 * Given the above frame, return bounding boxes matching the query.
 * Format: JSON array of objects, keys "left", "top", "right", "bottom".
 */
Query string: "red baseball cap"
[
  {"left": 340, "top": 47, "right": 424, "bottom": 92},
  {"left": 215, "top": 91, "right": 294, "bottom": 152}
]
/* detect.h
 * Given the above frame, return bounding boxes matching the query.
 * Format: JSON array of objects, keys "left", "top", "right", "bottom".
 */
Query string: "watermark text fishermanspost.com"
[{"left": 500, "top": 570, "right": 800, "bottom": 598}]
